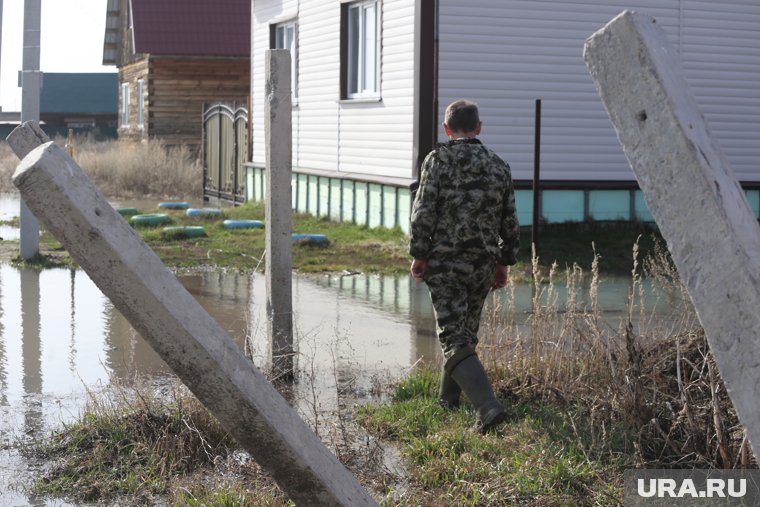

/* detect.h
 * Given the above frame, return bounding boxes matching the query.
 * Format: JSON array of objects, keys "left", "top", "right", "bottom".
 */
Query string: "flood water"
[
  {"left": 0, "top": 192, "right": 674, "bottom": 505},
  {"left": 0, "top": 265, "right": 443, "bottom": 505}
]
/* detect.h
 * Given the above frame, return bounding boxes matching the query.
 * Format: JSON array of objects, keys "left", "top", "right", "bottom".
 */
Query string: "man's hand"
[
  {"left": 491, "top": 263, "right": 508, "bottom": 290},
  {"left": 411, "top": 258, "right": 428, "bottom": 282}
]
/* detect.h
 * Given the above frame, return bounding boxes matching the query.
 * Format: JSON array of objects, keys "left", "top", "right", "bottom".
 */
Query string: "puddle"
[{"left": 0, "top": 265, "right": 442, "bottom": 504}]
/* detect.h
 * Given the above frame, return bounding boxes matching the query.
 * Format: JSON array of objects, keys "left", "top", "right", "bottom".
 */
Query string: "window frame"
[
  {"left": 341, "top": 0, "right": 381, "bottom": 100},
  {"left": 270, "top": 20, "right": 298, "bottom": 101},
  {"left": 120, "top": 83, "right": 130, "bottom": 128},
  {"left": 136, "top": 79, "right": 144, "bottom": 129}
]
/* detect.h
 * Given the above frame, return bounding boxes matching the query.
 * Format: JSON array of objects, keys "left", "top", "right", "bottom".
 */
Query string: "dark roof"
[
  {"left": 131, "top": 0, "right": 250, "bottom": 57},
  {"left": 40, "top": 73, "right": 118, "bottom": 114}
]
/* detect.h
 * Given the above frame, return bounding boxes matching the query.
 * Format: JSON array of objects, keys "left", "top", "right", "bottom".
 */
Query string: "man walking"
[{"left": 410, "top": 99, "right": 520, "bottom": 433}]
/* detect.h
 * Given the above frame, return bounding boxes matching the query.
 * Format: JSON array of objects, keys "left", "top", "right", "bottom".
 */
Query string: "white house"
[{"left": 245, "top": 0, "right": 760, "bottom": 231}]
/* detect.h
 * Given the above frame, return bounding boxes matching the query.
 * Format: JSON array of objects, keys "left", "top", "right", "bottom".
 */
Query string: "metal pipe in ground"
[{"left": 532, "top": 99, "right": 542, "bottom": 253}]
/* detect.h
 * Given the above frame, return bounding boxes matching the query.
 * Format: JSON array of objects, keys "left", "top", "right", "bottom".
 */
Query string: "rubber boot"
[
  {"left": 438, "top": 368, "right": 461, "bottom": 410},
  {"left": 449, "top": 355, "right": 508, "bottom": 433}
]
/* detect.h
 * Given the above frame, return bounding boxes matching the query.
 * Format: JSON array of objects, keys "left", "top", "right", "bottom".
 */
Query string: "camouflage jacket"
[{"left": 409, "top": 138, "right": 519, "bottom": 265}]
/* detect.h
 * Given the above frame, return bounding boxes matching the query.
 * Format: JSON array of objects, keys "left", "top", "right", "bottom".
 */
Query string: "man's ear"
[
  {"left": 474, "top": 122, "right": 482, "bottom": 136},
  {"left": 443, "top": 122, "right": 453, "bottom": 138}
]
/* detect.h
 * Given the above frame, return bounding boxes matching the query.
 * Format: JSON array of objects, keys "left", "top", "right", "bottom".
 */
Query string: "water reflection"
[
  {"left": 0, "top": 270, "right": 5, "bottom": 408},
  {"left": 21, "top": 269, "right": 42, "bottom": 439},
  {"left": 0, "top": 266, "right": 84, "bottom": 506},
  {"left": 308, "top": 273, "right": 439, "bottom": 368},
  {"left": 0, "top": 266, "right": 442, "bottom": 405}
]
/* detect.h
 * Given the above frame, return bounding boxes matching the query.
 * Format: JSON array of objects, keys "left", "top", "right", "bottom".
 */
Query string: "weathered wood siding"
[
  {"left": 119, "top": 57, "right": 249, "bottom": 147},
  {"left": 437, "top": 0, "right": 760, "bottom": 183},
  {"left": 251, "top": 0, "right": 416, "bottom": 181},
  {"left": 118, "top": 59, "right": 149, "bottom": 142},
  {"left": 149, "top": 58, "right": 250, "bottom": 146},
  {"left": 108, "top": 0, "right": 145, "bottom": 68}
]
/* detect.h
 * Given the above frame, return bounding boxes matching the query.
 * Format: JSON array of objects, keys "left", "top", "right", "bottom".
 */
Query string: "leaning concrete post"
[
  {"left": 7, "top": 122, "right": 376, "bottom": 506},
  {"left": 265, "top": 49, "right": 294, "bottom": 380},
  {"left": 584, "top": 11, "right": 760, "bottom": 458}
]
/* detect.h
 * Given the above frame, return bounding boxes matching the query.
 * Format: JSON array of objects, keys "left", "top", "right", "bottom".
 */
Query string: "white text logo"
[{"left": 637, "top": 478, "right": 746, "bottom": 498}]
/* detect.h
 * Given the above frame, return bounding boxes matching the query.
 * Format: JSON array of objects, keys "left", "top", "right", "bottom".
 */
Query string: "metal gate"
[{"left": 202, "top": 102, "right": 248, "bottom": 203}]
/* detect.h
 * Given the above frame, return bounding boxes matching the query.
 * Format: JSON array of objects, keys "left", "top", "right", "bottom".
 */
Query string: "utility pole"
[{"left": 19, "top": 0, "right": 41, "bottom": 260}]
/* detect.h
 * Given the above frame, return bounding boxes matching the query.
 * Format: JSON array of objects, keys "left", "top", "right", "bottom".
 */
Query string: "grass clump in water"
[{"left": 28, "top": 381, "right": 272, "bottom": 505}]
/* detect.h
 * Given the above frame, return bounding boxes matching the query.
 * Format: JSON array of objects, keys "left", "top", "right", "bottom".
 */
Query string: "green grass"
[
  {"left": 30, "top": 369, "right": 629, "bottom": 506},
  {"left": 518, "top": 222, "right": 662, "bottom": 276},
  {"left": 30, "top": 385, "right": 237, "bottom": 503},
  {"left": 136, "top": 202, "right": 409, "bottom": 274},
  {"left": 140, "top": 206, "right": 663, "bottom": 276},
  {"left": 0, "top": 200, "right": 664, "bottom": 276},
  {"left": 358, "top": 367, "right": 631, "bottom": 506},
  {"left": 170, "top": 482, "right": 292, "bottom": 507}
]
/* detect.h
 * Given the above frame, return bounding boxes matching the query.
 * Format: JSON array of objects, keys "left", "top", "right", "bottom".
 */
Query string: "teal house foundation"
[{"left": 244, "top": 166, "right": 760, "bottom": 233}]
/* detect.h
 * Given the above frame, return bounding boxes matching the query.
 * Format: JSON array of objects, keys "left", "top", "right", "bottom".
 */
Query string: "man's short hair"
[{"left": 445, "top": 99, "right": 480, "bottom": 133}]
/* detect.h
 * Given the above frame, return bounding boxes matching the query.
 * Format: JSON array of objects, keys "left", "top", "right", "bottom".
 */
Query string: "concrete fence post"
[
  {"left": 584, "top": 11, "right": 760, "bottom": 458},
  {"left": 264, "top": 49, "right": 294, "bottom": 380},
  {"left": 6, "top": 122, "right": 377, "bottom": 506},
  {"left": 18, "top": 0, "right": 42, "bottom": 260}
]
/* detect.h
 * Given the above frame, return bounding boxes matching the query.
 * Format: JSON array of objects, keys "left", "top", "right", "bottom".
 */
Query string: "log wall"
[{"left": 119, "top": 57, "right": 250, "bottom": 148}]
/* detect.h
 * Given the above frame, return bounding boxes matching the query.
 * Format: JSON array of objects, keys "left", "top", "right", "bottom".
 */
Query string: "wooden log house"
[{"left": 103, "top": 0, "right": 250, "bottom": 148}]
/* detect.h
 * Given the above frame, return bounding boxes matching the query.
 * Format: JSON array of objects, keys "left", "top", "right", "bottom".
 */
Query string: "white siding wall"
[
  {"left": 681, "top": 1, "right": 760, "bottom": 182},
  {"left": 438, "top": 0, "right": 760, "bottom": 183},
  {"left": 339, "top": 0, "right": 416, "bottom": 179},
  {"left": 252, "top": 0, "right": 415, "bottom": 181},
  {"left": 251, "top": 0, "right": 299, "bottom": 165},
  {"left": 298, "top": 0, "right": 339, "bottom": 171}
]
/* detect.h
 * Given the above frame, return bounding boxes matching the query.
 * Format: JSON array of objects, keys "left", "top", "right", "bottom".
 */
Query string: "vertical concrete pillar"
[
  {"left": 7, "top": 122, "right": 377, "bottom": 507},
  {"left": 265, "top": 49, "right": 294, "bottom": 380},
  {"left": 584, "top": 11, "right": 760, "bottom": 458},
  {"left": 19, "top": 0, "right": 41, "bottom": 260}
]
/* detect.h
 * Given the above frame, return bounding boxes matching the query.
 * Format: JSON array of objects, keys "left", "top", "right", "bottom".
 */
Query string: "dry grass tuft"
[
  {"left": 0, "top": 135, "right": 201, "bottom": 199},
  {"left": 30, "top": 380, "right": 237, "bottom": 503},
  {"left": 0, "top": 142, "right": 17, "bottom": 189},
  {"left": 480, "top": 238, "right": 754, "bottom": 470}
]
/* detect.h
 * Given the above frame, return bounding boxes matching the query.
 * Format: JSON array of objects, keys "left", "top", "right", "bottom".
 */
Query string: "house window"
[
  {"left": 272, "top": 22, "right": 297, "bottom": 99},
  {"left": 342, "top": 0, "right": 380, "bottom": 99},
  {"left": 120, "top": 83, "right": 130, "bottom": 127},
  {"left": 136, "top": 79, "right": 144, "bottom": 129}
]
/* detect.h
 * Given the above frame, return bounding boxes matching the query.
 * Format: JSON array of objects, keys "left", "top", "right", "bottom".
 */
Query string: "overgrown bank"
[{"left": 4, "top": 199, "right": 662, "bottom": 278}]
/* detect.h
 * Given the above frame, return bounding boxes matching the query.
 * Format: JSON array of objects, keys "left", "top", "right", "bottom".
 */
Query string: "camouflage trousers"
[{"left": 423, "top": 254, "right": 496, "bottom": 372}]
